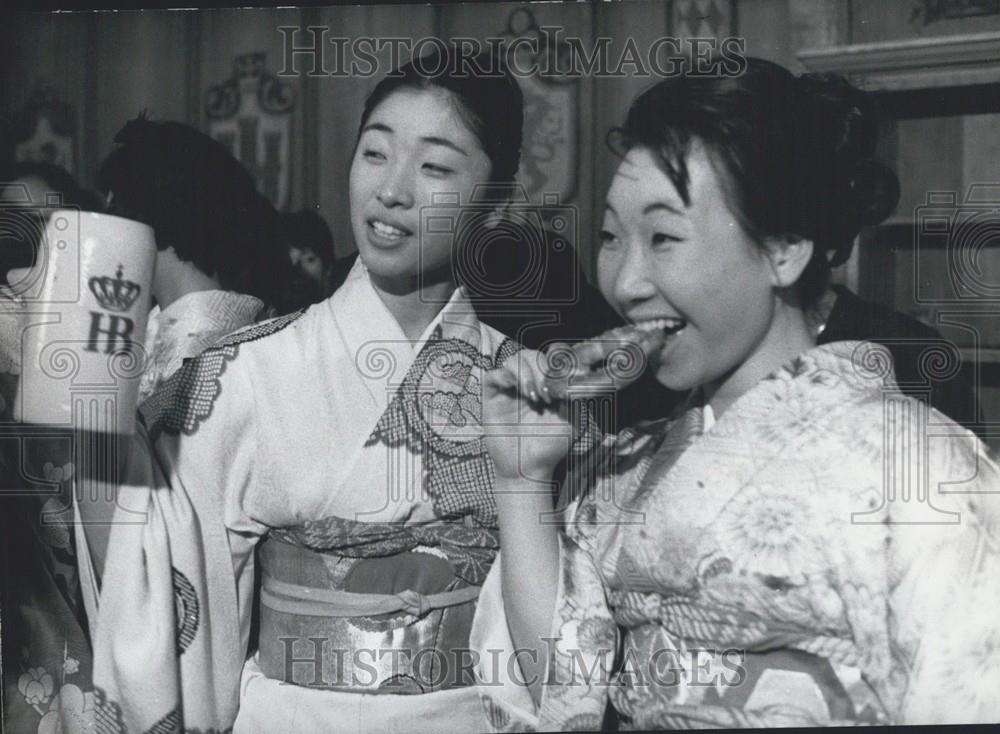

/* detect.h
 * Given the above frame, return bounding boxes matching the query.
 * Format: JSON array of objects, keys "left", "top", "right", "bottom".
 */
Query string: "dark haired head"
[
  {"left": 357, "top": 44, "right": 524, "bottom": 187},
  {"left": 281, "top": 209, "right": 334, "bottom": 266},
  {"left": 97, "top": 116, "right": 285, "bottom": 306},
  {"left": 611, "top": 57, "right": 899, "bottom": 305}
]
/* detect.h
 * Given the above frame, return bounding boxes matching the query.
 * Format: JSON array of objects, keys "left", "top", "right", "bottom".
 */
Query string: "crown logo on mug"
[{"left": 88, "top": 264, "right": 142, "bottom": 312}]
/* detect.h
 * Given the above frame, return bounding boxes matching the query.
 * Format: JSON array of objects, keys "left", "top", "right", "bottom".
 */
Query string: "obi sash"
[
  {"left": 607, "top": 590, "right": 864, "bottom": 727},
  {"left": 256, "top": 517, "right": 499, "bottom": 695}
]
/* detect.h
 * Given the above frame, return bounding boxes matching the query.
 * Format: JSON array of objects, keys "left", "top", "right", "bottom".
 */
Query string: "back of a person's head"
[
  {"left": 281, "top": 209, "right": 335, "bottom": 265},
  {"left": 98, "top": 115, "right": 284, "bottom": 306}
]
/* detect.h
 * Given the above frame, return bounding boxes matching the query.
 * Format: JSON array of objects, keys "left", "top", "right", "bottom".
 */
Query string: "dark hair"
[
  {"left": 97, "top": 116, "right": 285, "bottom": 306},
  {"left": 281, "top": 209, "right": 334, "bottom": 266},
  {"left": 3, "top": 161, "right": 103, "bottom": 211},
  {"left": 611, "top": 57, "right": 899, "bottom": 305},
  {"left": 357, "top": 44, "right": 524, "bottom": 186}
]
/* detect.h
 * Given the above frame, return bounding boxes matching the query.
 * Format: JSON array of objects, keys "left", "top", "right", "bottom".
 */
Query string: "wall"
[{"left": 2, "top": 0, "right": 805, "bottom": 277}]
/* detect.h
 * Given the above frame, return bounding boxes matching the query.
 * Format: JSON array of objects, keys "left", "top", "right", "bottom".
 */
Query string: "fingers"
[
  {"left": 493, "top": 328, "right": 666, "bottom": 405},
  {"left": 490, "top": 349, "right": 554, "bottom": 408},
  {"left": 514, "top": 350, "right": 552, "bottom": 409},
  {"left": 484, "top": 363, "right": 517, "bottom": 392},
  {"left": 541, "top": 328, "right": 667, "bottom": 400},
  {"left": 569, "top": 339, "right": 608, "bottom": 370}
]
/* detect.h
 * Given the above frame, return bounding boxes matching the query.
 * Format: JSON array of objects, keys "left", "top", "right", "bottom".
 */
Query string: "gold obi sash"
[{"left": 256, "top": 517, "right": 499, "bottom": 695}]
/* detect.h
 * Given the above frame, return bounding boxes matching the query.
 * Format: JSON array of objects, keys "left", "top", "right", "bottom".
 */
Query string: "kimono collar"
[
  {"left": 143, "top": 289, "right": 265, "bottom": 376},
  {"left": 152, "top": 290, "right": 264, "bottom": 336},
  {"left": 330, "top": 257, "right": 479, "bottom": 411},
  {"left": 704, "top": 339, "right": 898, "bottom": 436}
]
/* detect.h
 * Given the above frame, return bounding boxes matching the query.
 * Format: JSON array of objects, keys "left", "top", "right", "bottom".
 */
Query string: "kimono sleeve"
[
  {"left": 74, "top": 347, "right": 269, "bottom": 733},
  {"left": 885, "top": 430, "right": 1000, "bottom": 724},
  {"left": 470, "top": 517, "right": 618, "bottom": 732}
]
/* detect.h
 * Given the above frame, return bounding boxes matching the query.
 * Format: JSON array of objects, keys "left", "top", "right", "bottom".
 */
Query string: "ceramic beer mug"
[{"left": 14, "top": 210, "right": 156, "bottom": 435}]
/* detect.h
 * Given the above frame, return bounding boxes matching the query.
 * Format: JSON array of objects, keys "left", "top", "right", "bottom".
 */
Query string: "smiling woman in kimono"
[
  {"left": 72, "top": 46, "right": 525, "bottom": 733},
  {"left": 474, "top": 58, "right": 1000, "bottom": 729}
]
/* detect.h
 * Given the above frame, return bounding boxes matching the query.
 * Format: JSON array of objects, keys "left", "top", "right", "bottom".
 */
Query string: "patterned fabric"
[
  {"left": 93, "top": 687, "right": 127, "bottom": 734},
  {"left": 473, "top": 341, "right": 1000, "bottom": 729},
  {"left": 256, "top": 534, "right": 483, "bottom": 693},
  {"left": 272, "top": 515, "right": 499, "bottom": 586},
  {"left": 172, "top": 568, "right": 200, "bottom": 655},
  {"left": 76, "top": 261, "right": 513, "bottom": 733},
  {"left": 139, "top": 308, "right": 303, "bottom": 441},
  {"left": 1, "top": 294, "right": 101, "bottom": 734},
  {"left": 138, "top": 290, "right": 267, "bottom": 403},
  {"left": 366, "top": 329, "right": 522, "bottom": 526},
  {"left": 1, "top": 438, "right": 99, "bottom": 734}
]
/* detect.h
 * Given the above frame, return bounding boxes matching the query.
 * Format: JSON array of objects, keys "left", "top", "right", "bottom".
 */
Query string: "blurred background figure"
[
  {"left": 0, "top": 162, "right": 104, "bottom": 734},
  {"left": 0, "top": 160, "right": 103, "bottom": 444},
  {"left": 96, "top": 115, "right": 284, "bottom": 400},
  {"left": 279, "top": 208, "right": 336, "bottom": 312}
]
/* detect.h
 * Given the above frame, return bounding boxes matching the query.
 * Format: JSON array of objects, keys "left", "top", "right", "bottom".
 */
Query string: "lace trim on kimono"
[
  {"left": 270, "top": 516, "right": 499, "bottom": 586},
  {"left": 140, "top": 309, "right": 305, "bottom": 442},
  {"left": 364, "top": 335, "right": 523, "bottom": 526}
]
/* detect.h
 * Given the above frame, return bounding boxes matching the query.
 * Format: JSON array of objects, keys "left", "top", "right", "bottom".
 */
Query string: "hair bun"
[
  {"left": 796, "top": 73, "right": 899, "bottom": 265},
  {"left": 798, "top": 73, "right": 878, "bottom": 158},
  {"left": 826, "top": 159, "right": 900, "bottom": 267},
  {"left": 848, "top": 159, "right": 900, "bottom": 226}
]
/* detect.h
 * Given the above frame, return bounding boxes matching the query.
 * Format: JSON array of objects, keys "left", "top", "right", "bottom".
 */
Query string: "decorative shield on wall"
[
  {"left": 503, "top": 7, "right": 579, "bottom": 205},
  {"left": 205, "top": 52, "right": 296, "bottom": 209},
  {"left": 671, "top": 0, "right": 735, "bottom": 37},
  {"left": 13, "top": 84, "right": 77, "bottom": 175}
]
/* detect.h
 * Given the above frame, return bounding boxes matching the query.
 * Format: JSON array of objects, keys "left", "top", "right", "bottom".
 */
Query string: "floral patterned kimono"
[
  {"left": 73, "top": 259, "right": 518, "bottom": 733},
  {"left": 473, "top": 341, "right": 1000, "bottom": 729},
  {"left": 2, "top": 292, "right": 98, "bottom": 734}
]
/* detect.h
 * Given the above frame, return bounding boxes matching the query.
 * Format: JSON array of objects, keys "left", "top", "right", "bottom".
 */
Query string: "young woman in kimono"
[
  {"left": 72, "top": 46, "right": 524, "bottom": 733},
  {"left": 475, "top": 58, "right": 1000, "bottom": 729}
]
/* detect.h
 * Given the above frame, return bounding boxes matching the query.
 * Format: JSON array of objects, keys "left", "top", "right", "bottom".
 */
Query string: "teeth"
[
  {"left": 634, "top": 318, "right": 685, "bottom": 334},
  {"left": 371, "top": 219, "right": 406, "bottom": 238}
]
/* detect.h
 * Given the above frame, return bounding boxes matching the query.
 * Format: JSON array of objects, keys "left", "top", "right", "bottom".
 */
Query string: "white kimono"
[
  {"left": 138, "top": 289, "right": 266, "bottom": 403},
  {"left": 76, "top": 260, "right": 519, "bottom": 733}
]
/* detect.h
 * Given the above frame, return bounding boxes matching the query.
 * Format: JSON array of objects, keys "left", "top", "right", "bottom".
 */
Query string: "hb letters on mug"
[{"left": 14, "top": 210, "right": 157, "bottom": 436}]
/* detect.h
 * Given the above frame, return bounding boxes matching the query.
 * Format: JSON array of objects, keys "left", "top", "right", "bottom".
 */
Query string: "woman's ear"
[{"left": 764, "top": 234, "right": 814, "bottom": 288}]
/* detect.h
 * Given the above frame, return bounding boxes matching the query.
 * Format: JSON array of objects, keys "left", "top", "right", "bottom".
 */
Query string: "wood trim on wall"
[{"left": 798, "top": 31, "right": 1000, "bottom": 90}]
